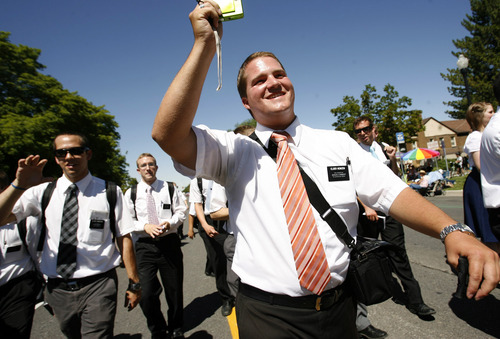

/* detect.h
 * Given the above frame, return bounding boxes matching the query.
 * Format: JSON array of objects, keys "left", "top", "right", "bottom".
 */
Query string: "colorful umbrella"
[{"left": 401, "top": 148, "right": 440, "bottom": 160}]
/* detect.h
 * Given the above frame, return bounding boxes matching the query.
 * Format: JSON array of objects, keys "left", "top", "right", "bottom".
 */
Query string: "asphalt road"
[{"left": 30, "top": 191, "right": 500, "bottom": 338}]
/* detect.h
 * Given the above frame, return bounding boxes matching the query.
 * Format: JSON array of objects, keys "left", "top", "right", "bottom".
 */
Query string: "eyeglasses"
[
  {"left": 354, "top": 126, "right": 372, "bottom": 135},
  {"left": 55, "top": 147, "right": 89, "bottom": 158}
]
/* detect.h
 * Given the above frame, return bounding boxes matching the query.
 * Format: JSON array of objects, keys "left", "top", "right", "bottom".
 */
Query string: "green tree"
[
  {"left": 441, "top": 0, "right": 500, "bottom": 119},
  {"left": 330, "top": 84, "right": 423, "bottom": 146},
  {"left": 234, "top": 118, "right": 256, "bottom": 129},
  {"left": 0, "top": 32, "right": 130, "bottom": 186}
]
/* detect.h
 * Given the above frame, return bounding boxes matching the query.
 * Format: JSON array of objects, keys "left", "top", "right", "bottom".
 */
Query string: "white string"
[{"left": 214, "top": 28, "right": 222, "bottom": 91}]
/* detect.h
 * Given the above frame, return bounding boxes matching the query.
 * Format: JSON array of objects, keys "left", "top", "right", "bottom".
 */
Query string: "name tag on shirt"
[
  {"left": 162, "top": 203, "right": 171, "bottom": 210},
  {"left": 327, "top": 166, "right": 349, "bottom": 182}
]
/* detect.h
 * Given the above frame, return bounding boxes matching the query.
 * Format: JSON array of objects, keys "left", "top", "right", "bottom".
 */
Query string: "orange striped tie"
[{"left": 271, "top": 132, "right": 331, "bottom": 295}]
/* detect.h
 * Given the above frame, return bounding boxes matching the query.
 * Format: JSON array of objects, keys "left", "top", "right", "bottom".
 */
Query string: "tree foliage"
[
  {"left": 441, "top": 0, "right": 500, "bottom": 119},
  {"left": 0, "top": 32, "right": 130, "bottom": 186},
  {"left": 330, "top": 84, "right": 423, "bottom": 146}
]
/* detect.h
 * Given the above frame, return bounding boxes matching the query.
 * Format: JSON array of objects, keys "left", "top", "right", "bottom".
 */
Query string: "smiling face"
[
  {"left": 241, "top": 56, "right": 296, "bottom": 130},
  {"left": 54, "top": 134, "right": 92, "bottom": 183},
  {"left": 137, "top": 155, "right": 158, "bottom": 185}
]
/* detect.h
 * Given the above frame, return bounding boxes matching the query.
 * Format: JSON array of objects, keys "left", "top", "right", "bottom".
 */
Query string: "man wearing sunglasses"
[
  {"left": 354, "top": 117, "right": 435, "bottom": 337},
  {"left": 0, "top": 132, "right": 141, "bottom": 338}
]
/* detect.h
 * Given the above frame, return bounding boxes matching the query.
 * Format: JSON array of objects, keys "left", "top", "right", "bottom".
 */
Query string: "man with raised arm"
[{"left": 150, "top": 2, "right": 500, "bottom": 337}]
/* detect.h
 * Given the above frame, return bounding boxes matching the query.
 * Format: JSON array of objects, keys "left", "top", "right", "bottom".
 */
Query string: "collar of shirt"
[
  {"left": 139, "top": 178, "right": 159, "bottom": 193},
  {"left": 255, "top": 116, "right": 302, "bottom": 148},
  {"left": 58, "top": 172, "right": 92, "bottom": 195}
]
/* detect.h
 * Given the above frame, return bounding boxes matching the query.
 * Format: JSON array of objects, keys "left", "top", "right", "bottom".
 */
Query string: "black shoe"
[
  {"left": 358, "top": 325, "right": 388, "bottom": 339},
  {"left": 221, "top": 299, "right": 234, "bottom": 316},
  {"left": 205, "top": 271, "right": 215, "bottom": 277},
  {"left": 170, "top": 330, "right": 184, "bottom": 339},
  {"left": 406, "top": 303, "right": 436, "bottom": 316}
]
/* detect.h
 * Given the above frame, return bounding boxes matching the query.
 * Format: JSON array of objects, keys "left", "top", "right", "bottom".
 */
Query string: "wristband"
[{"left": 11, "top": 182, "right": 27, "bottom": 191}]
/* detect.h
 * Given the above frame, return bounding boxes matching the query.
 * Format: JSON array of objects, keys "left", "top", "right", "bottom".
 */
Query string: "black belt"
[
  {"left": 137, "top": 233, "right": 177, "bottom": 244},
  {"left": 239, "top": 283, "right": 345, "bottom": 311},
  {"left": 47, "top": 268, "right": 115, "bottom": 292}
]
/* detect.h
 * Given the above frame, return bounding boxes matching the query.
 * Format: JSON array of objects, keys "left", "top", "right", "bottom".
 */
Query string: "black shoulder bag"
[{"left": 249, "top": 132, "right": 401, "bottom": 305}]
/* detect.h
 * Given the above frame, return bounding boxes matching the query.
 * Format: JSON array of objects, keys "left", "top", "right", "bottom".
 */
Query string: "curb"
[{"left": 442, "top": 190, "right": 463, "bottom": 197}]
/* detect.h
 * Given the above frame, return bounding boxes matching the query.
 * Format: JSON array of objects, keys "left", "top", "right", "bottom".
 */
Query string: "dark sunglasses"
[
  {"left": 55, "top": 147, "right": 89, "bottom": 158},
  {"left": 354, "top": 126, "right": 373, "bottom": 135}
]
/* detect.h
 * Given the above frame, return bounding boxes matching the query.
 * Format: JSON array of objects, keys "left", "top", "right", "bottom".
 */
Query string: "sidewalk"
[{"left": 442, "top": 189, "right": 463, "bottom": 197}]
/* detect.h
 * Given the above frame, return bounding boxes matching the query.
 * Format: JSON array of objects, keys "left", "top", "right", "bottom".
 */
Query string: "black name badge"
[
  {"left": 90, "top": 219, "right": 105, "bottom": 229},
  {"left": 327, "top": 166, "right": 349, "bottom": 181},
  {"left": 162, "top": 203, "right": 171, "bottom": 210}
]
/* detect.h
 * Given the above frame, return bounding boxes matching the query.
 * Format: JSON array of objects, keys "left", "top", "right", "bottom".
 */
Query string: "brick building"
[{"left": 408, "top": 117, "right": 471, "bottom": 159}]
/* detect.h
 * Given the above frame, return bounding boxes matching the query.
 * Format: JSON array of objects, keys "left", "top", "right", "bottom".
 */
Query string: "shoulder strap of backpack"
[
  {"left": 17, "top": 218, "right": 28, "bottom": 250},
  {"left": 167, "top": 181, "right": 175, "bottom": 212},
  {"left": 197, "top": 178, "right": 205, "bottom": 206},
  {"left": 106, "top": 181, "right": 117, "bottom": 241},
  {"left": 38, "top": 180, "right": 57, "bottom": 252},
  {"left": 130, "top": 184, "right": 137, "bottom": 219}
]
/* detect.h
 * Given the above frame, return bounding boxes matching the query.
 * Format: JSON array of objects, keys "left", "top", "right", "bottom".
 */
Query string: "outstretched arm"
[
  {"left": 152, "top": 1, "right": 223, "bottom": 170},
  {"left": 0, "top": 155, "right": 48, "bottom": 225},
  {"left": 389, "top": 187, "right": 500, "bottom": 300}
]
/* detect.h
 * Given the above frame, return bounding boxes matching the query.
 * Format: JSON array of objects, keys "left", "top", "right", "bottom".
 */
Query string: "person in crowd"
[
  {"left": 188, "top": 180, "right": 216, "bottom": 277},
  {"left": 463, "top": 103, "right": 498, "bottom": 251},
  {"left": 455, "top": 152, "right": 463, "bottom": 176},
  {"left": 149, "top": 2, "right": 499, "bottom": 337},
  {"left": 354, "top": 117, "right": 435, "bottom": 339},
  {"left": 409, "top": 170, "right": 429, "bottom": 191},
  {"left": 0, "top": 171, "right": 40, "bottom": 338},
  {"left": 406, "top": 163, "right": 417, "bottom": 181},
  {"left": 0, "top": 132, "right": 141, "bottom": 338},
  {"left": 480, "top": 74, "right": 500, "bottom": 243},
  {"left": 190, "top": 178, "right": 235, "bottom": 316},
  {"left": 124, "top": 153, "right": 187, "bottom": 339}
]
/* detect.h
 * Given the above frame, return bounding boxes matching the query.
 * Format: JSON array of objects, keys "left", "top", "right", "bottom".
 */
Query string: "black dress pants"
[
  {"left": 135, "top": 234, "right": 184, "bottom": 338},
  {"left": 236, "top": 285, "right": 357, "bottom": 338},
  {"left": 0, "top": 271, "right": 38, "bottom": 339}
]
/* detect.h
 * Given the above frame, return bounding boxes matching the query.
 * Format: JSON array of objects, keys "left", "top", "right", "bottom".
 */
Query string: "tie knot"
[
  {"left": 68, "top": 184, "right": 78, "bottom": 194},
  {"left": 147, "top": 186, "right": 153, "bottom": 194},
  {"left": 271, "top": 131, "right": 290, "bottom": 144}
]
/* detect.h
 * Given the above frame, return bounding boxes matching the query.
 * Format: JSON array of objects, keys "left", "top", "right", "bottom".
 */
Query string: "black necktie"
[{"left": 57, "top": 184, "right": 78, "bottom": 279}]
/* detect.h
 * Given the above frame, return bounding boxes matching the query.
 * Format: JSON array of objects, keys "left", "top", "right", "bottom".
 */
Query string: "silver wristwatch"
[{"left": 440, "top": 223, "right": 475, "bottom": 243}]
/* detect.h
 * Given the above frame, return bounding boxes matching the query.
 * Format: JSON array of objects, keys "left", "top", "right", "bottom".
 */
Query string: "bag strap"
[
  {"left": 249, "top": 131, "right": 356, "bottom": 248},
  {"left": 106, "top": 181, "right": 117, "bottom": 241},
  {"left": 167, "top": 181, "right": 175, "bottom": 212},
  {"left": 38, "top": 180, "right": 57, "bottom": 252},
  {"left": 130, "top": 184, "right": 137, "bottom": 219},
  {"left": 197, "top": 178, "right": 205, "bottom": 206}
]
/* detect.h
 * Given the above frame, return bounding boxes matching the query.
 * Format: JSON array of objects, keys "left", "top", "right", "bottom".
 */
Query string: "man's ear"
[
  {"left": 242, "top": 97, "right": 250, "bottom": 110},
  {"left": 86, "top": 149, "right": 93, "bottom": 161}
]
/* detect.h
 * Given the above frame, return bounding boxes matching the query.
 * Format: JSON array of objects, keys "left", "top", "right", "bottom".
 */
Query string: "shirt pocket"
[
  {"left": 81, "top": 210, "right": 109, "bottom": 245},
  {"left": 3, "top": 237, "right": 27, "bottom": 264}
]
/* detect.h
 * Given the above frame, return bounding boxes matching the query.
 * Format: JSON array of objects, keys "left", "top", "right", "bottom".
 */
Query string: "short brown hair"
[
  {"left": 466, "top": 102, "right": 491, "bottom": 131},
  {"left": 353, "top": 116, "right": 373, "bottom": 129},
  {"left": 236, "top": 51, "right": 285, "bottom": 99},
  {"left": 136, "top": 153, "right": 156, "bottom": 168}
]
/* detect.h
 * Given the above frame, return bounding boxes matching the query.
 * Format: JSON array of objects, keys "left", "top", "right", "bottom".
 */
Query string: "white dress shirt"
[
  {"left": 481, "top": 112, "right": 500, "bottom": 208},
  {"left": 124, "top": 179, "right": 187, "bottom": 239},
  {"left": 359, "top": 141, "right": 390, "bottom": 166},
  {"left": 174, "top": 118, "right": 408, "bottom": 296},
  {"left": 464, "top": 130, "right": 482, "bottom": 169},
  {"left": 190, "top": 178, "right": 231, "bottom": 233},
  {"left": 0, "top": 218, "right": 37, "bottom": 286},
  {"left": 12, "top": 173, "right": 134, "bottom": 279}
]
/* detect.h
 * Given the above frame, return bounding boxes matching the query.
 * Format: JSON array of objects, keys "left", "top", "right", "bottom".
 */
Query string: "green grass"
[{"left": 444, "top": 175, "right": 466, "bottom": 191}]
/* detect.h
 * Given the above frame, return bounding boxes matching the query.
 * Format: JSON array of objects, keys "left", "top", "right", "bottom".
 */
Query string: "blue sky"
[{"left": 1, "top": 0, "right": 472, "bottom": 188}]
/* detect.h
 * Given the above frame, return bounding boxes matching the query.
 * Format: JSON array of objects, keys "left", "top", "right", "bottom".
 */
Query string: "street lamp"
[{"left": 457, "top": 54, "right": 471, "bottom": 107}]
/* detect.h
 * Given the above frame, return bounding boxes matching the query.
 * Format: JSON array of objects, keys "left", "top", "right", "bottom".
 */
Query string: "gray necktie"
[{"left": 57, "top": 184, "right": 78, "bottom": 279}]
